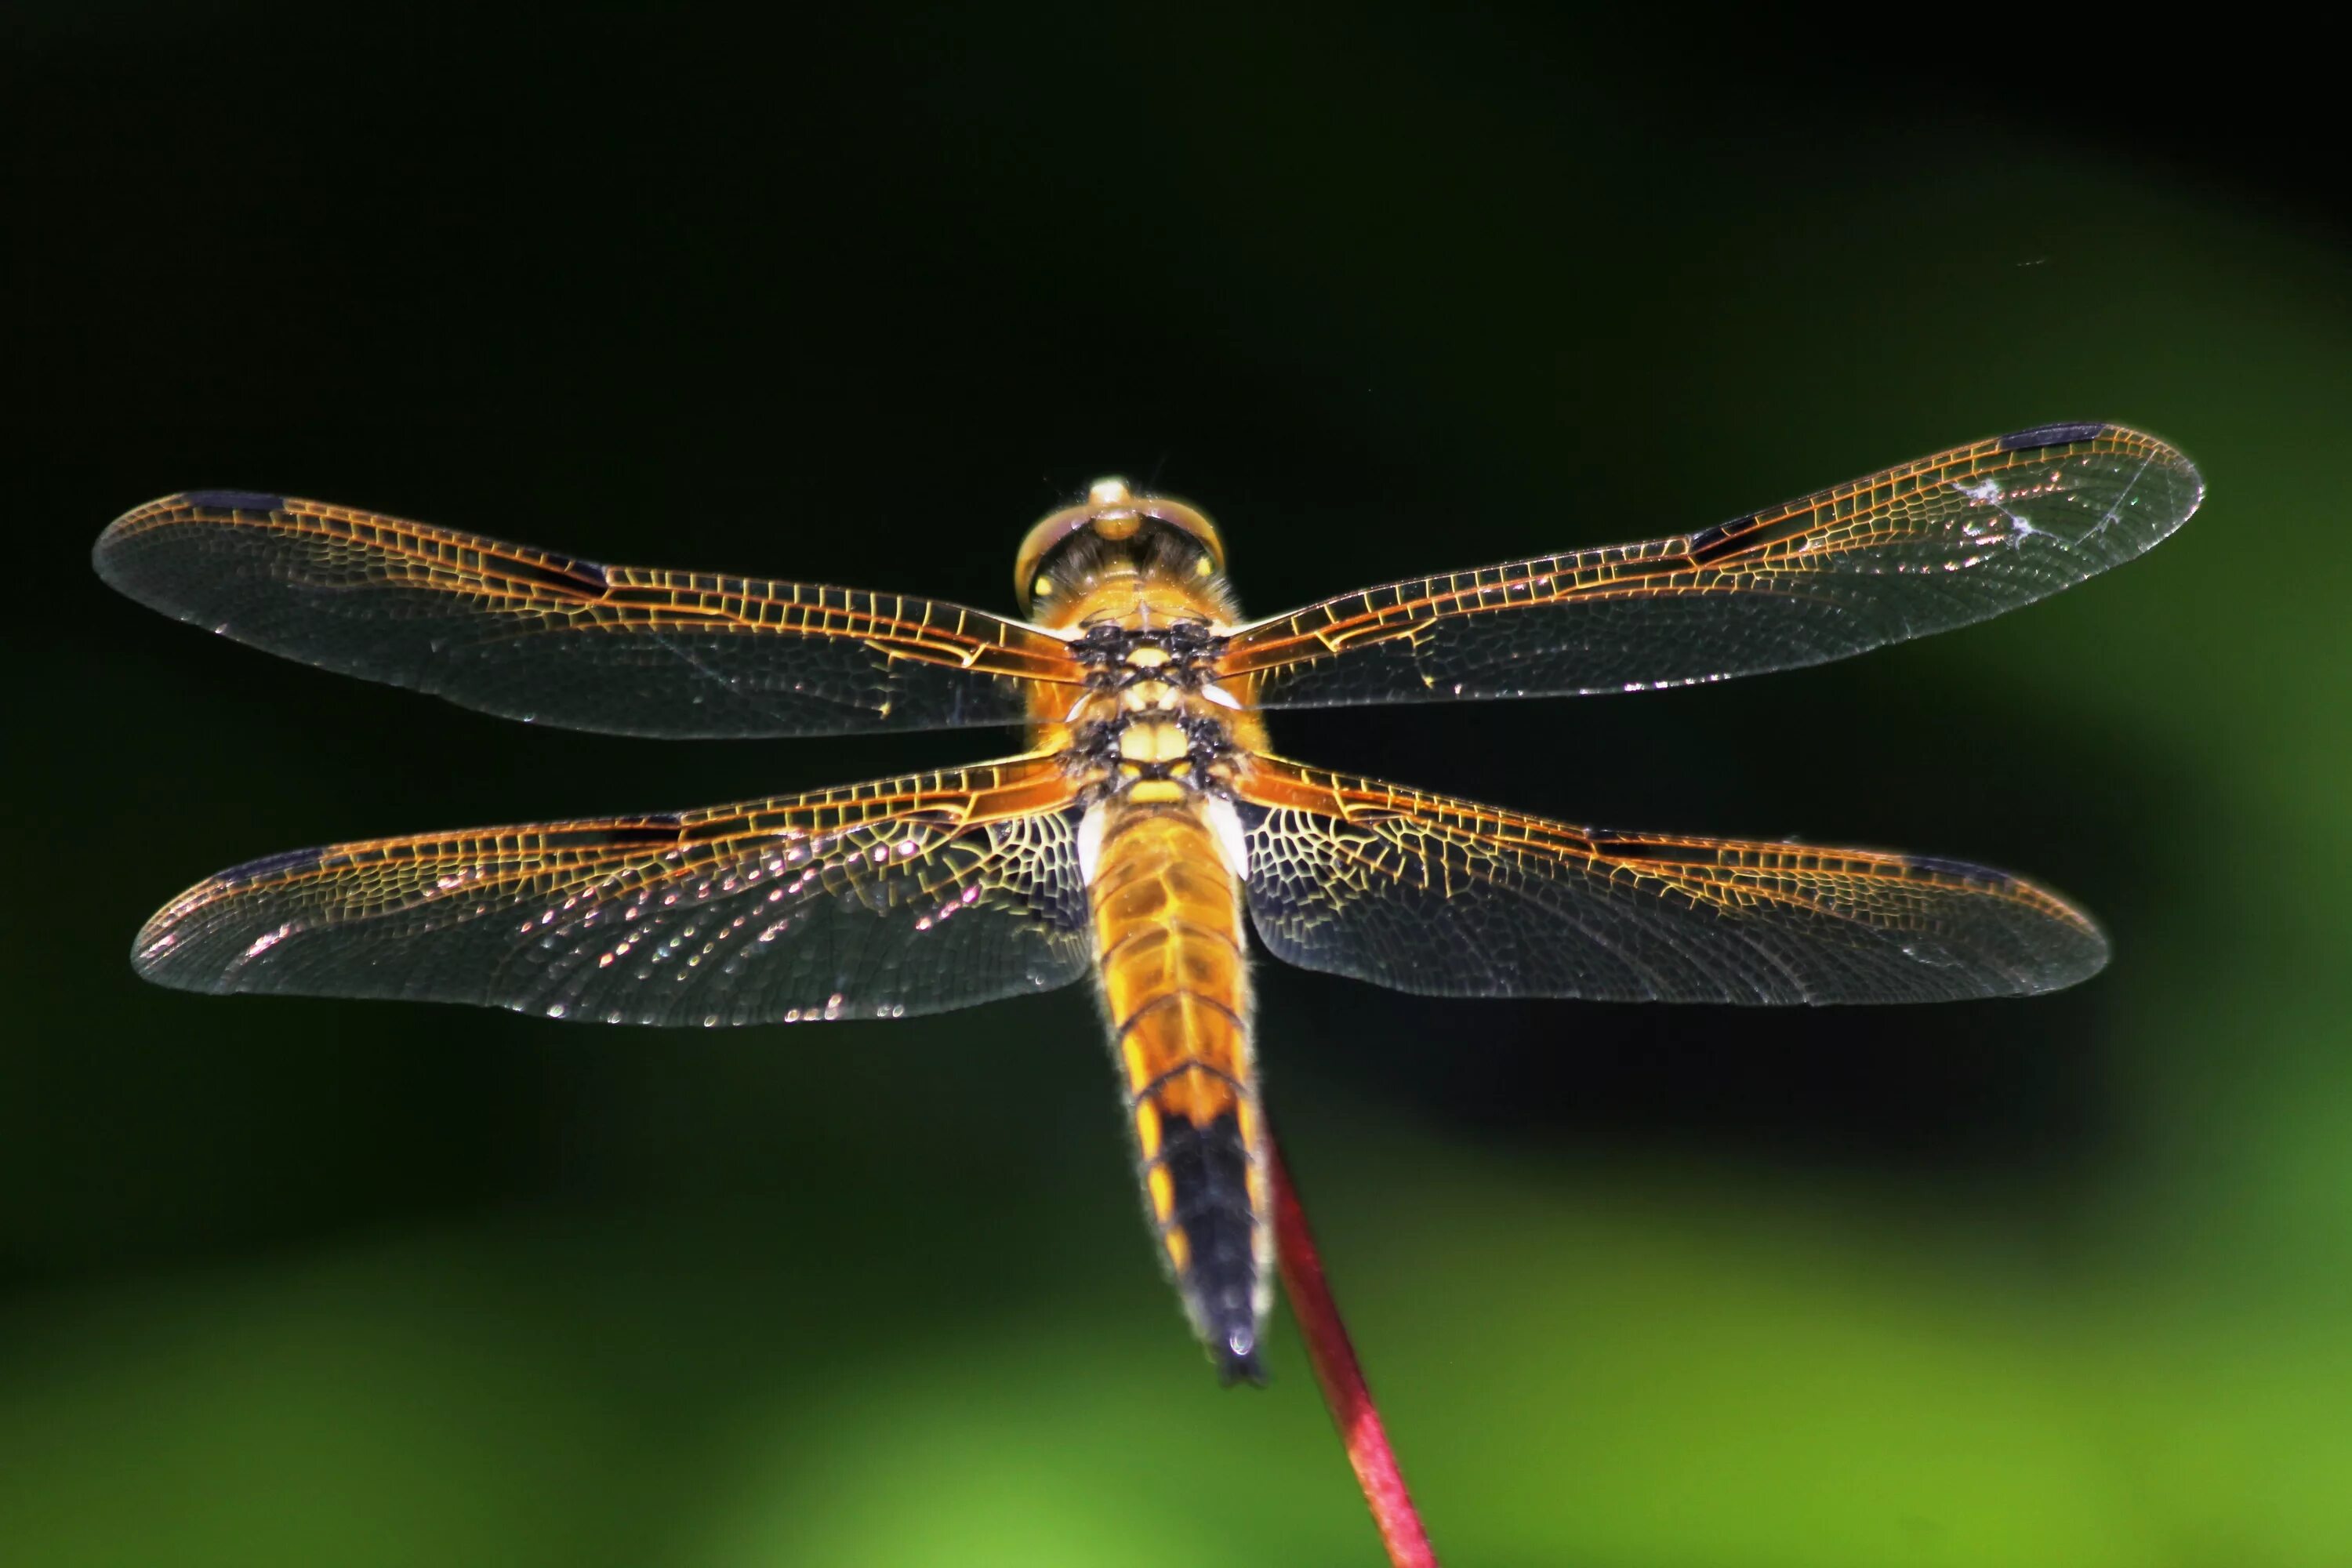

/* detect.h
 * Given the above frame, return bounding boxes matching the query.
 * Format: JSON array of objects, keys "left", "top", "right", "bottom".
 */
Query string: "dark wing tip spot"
[
  {"left": 564, "top": 555, "right": 611, "bottom": 590},
  {"left": 498, "top": 550, "right": 612, "bottom": 594},
  {"left": 1892, "top": 852, "right": 2007, "bottom": 883},
  {"left": 220, "top": 844, "right": 332, "bottom": 884},
  {"left": 1686, "top": 513, "right": 1751, "bottom": 557},
  {"left": 181, "top": 489, "right": 289, "bottom": 511},
  {"left": 1994, "top": 422, "right": 2109, "bottom": 452}
]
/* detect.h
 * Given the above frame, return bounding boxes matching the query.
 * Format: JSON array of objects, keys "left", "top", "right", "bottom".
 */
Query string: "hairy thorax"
[{"left": 1029, "top": 579, "right": 1267, "bottom": 821}]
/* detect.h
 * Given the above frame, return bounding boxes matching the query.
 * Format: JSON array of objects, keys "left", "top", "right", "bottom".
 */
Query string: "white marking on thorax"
[
  {"left": 1076, "top": 803, "right": 1108, "bottom": 887},
  {"left": 1203, "top": 797, "right": 1250, "bottom": 880}
]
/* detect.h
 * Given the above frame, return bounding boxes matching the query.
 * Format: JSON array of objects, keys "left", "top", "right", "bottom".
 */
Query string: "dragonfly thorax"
[{"left": 1065, "top": 635, "right": 1244, "bottom": 808}]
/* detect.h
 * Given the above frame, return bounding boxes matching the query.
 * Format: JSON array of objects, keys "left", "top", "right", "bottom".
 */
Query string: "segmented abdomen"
[{"left": 1089, "top": 800, "right": 1269, "bottom": 1381}]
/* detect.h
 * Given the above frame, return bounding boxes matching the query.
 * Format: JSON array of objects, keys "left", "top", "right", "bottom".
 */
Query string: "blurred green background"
[{"left": 6, "top": 5, "right": 2348, "bottom": 1564}]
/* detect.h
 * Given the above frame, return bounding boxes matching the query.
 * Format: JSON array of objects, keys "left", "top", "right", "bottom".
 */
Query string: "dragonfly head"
[{"left": 1017, "top": 477, "right": 1230, "bottom": 618}]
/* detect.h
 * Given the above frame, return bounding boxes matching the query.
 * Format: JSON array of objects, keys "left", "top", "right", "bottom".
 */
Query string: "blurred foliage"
[{"left": 5, "top": 4, "right": 2348, "bottom": 1565}]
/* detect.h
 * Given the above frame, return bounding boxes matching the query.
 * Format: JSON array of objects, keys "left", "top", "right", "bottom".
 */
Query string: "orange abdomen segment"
[{"left": 1090, "top": 802, "right": 1269, "bottom": 1381}]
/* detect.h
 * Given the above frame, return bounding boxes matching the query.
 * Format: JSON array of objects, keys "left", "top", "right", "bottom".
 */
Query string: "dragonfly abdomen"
[{"left": 1087, "top": 800, "right": 1271, "bottom": 1384}]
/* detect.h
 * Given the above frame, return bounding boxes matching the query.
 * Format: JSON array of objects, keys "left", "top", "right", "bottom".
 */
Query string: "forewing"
[
  {"left": 1219, "top": 424, "right": 2201, "bottom": 709},
  {"left": 95, "top": 492, "right": 1079, "bottom": 736},
  {"left": 1234, "top": 756, "right": 2105, "bottom": 1004},
  {"left": 130, "top": 757, "right": 1091, "bottom": 1024}
]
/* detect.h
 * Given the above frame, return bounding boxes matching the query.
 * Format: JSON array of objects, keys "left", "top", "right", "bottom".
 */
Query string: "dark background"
[{"left": 6, "top": 5, "right": 2347, "bottom": 1564}]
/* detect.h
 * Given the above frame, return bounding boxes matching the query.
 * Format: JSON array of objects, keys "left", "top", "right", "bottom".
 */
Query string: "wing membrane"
[
  {"left": 131, "top": 757, "right": 1091, "bottom": 1024},
  {"left": 1220, "top": 423, "right": 2201, "bottom": 709},
  {"left": 1234, "top": 755, "right": 2104, "bottom": 1004},
  {"left": 95, "top": 492, "right": 1080, "bottom": 736}
]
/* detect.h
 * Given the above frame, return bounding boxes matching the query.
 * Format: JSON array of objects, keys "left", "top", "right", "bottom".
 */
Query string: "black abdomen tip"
[
  {"left": 1994, "top": 421, "right": 2108, "bottom": 452},
  {"left": 182, "top": 489, "right": 287, "bottom": 511},
  {"left": 1218, "top": 1326, "right": 1268, "bottom": 1387},
  {"left": 1152, "top": 1105, "right": 1269, "bottom": 1385}
]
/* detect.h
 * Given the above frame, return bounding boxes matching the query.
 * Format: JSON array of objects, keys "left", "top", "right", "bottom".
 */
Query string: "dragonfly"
[{"left": 94, "top": 421, "right": 2201, "bottom": 1382}]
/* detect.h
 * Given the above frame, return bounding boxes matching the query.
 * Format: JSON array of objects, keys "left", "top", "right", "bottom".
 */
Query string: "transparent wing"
[
  {"left": 1218, "top": 424, "right": 2201, "bottom": 709},
  {"left": 94, "top": 492, "right": 1080, "bottom": 737},
  {"left": 130, "top": 756, "right": 1090, "bottom": 1025},
  {"left": 1233, "top": 755, "right": 2105, "bottom": 1004}
]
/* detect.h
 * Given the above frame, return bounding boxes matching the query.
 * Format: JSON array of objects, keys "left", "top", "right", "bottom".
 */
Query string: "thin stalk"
[{"left": 1270, "top": 1136, "right": 1440, "bottom": 1568}]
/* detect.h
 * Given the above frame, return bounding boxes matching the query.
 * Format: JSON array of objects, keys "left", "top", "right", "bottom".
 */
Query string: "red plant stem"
[{"left": 1270, "top": 1135, "right": 1440, "bottom": 1568}]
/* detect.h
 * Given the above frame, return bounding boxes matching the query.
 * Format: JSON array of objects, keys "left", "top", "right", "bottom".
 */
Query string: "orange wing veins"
[
  {"left": 131, "top": 755, "right": 1094, "bottom": 1025},
  {"left": 1215, "top": 424, "right": 2200, "bottom": 708},
  {"left": 1231, "top": 753, "right": 2103, "bottom": 1004},
  {"left": 95, "top": 492, "right": 1082, "bottom": 737}
]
